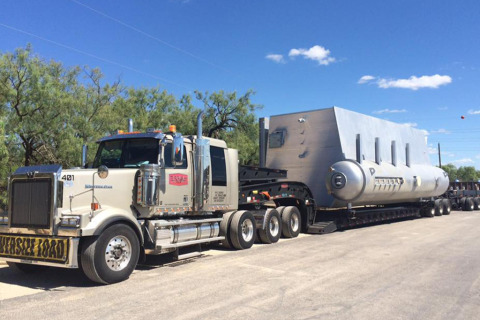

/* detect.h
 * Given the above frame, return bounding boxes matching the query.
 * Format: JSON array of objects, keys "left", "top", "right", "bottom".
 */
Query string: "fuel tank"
[{"left": 325, "top": 159, "right": 449, "bottom": 205}]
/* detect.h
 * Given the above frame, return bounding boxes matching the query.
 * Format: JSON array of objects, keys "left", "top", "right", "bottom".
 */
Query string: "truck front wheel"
[{"left": 81, "top": 224, "right": 140, "bottom": 284}]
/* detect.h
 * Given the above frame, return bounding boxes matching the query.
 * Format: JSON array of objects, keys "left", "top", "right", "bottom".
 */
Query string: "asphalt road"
[{"left": 1, "top": 211, "right": 480, "bottom": 320}]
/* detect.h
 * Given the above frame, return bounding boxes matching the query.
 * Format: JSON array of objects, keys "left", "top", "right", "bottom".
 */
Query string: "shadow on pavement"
[{"left": 0, "top": 264, "right": 94, "bottom": 290}]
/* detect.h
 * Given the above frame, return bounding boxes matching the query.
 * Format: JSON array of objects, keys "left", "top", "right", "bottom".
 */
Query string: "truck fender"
[{"left": 81, "top": 208, "right": 144, "bottom": 245}]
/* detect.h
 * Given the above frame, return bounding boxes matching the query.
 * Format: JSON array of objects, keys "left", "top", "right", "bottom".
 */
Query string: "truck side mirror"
[{"left": 172, "top": 135, "right": 184, "bottom": 166}]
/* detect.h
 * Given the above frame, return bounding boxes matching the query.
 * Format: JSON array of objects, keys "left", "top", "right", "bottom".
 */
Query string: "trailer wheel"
[
  {"left": 219, "top": 211, "right": 236, "bottom": 248},
  {"left": 258, "top": 209, "right": 282, "bottom": 244},
  {"left": 281, "top": 206, "right": 301, "bottom": 238},
  {"left": 81, "top": 224, "right": 140, "bottom": 284},
  {"left": 229, "top": 211, "right": 256, "bottom": 250},
  {"left": 422, "top": 206, "right": 435, "bottom": 217},
  {"left": 473, "top": 198, "right": 480, "bottom": 210},
  {"left": 464, "top": 197, "right": 475, "bottom": 211},
  {"left": 434, "top": 199, "right": 444, "bottom": 216},
  {"left": 7, "top": 262, "right": 48, "bottom": 273},
  {"left": 460, "top": 198, "right": 466, "bottom": 211},
  {"left": 441, "top": 199, "right": 452, "bottom": 215}
]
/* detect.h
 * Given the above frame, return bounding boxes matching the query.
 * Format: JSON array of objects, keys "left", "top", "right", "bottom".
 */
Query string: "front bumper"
[{"left": 0, "top": 235, "right": 79, "bottom": 269}]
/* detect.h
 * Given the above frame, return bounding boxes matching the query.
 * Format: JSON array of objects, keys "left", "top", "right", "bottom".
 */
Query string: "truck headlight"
[{"left": 60, "top": 216, "right": 81, "bottom": 228}]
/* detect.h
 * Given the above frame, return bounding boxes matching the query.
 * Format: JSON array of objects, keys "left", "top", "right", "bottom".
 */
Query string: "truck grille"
[{"left": 10, "top": 179, "right": 52, "bottom": 228}]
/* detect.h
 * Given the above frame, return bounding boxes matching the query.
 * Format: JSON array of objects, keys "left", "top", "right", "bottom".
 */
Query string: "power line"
[
  {"left": 0, "top": 22, "right": 191, "bottom": 90},
  {"left": 70, "top": 0, "right": 233, "bottom": 75}
]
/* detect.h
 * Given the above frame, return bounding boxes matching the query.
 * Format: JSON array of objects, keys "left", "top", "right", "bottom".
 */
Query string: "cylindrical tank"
[
  {"left": 138, "top": 164, "right": 161, "bottom": 207},
  {"left": 325, "top": 159, "right": 449, "bottom": 206}
]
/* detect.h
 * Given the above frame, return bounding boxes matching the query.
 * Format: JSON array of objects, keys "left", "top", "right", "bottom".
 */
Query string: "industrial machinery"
[{"left": 0, "top": 107, "right": 453, "bottom": 284}]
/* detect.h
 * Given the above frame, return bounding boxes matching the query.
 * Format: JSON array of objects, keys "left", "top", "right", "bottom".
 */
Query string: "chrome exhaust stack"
[{"left": 194, "top": 111, "right": 211, "bottom": 212}]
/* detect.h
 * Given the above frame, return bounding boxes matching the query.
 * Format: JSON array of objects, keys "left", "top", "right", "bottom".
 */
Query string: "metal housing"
[{"left": 267, "top": 107, "right": 449, "bottom": 208}]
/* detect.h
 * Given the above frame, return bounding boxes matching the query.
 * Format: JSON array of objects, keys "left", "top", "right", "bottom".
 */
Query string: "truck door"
[{"left": 161, "top": 142, "right": 192, "bottom": 211}]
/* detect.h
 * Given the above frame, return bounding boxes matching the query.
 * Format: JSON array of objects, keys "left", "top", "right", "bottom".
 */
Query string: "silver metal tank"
[
  {"left": 266, "top": 107, "right": 450, "bottom": 208},
  {"left": 325, "top": 159, "right": 449, "bottom": 205}
]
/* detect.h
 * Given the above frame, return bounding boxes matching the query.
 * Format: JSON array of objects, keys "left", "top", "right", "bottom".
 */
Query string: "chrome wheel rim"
[
  {"left": 269, "top": 216, "right": 280, "bottom": 237},
  {"left": 105, "top": 235, "right": 132, "bottom": 271},
  {"left": 291, "top": 213, "right": 299, "bottom": 232},
  {"left": 241, "top": 219, "right": 254, "bottom": 242}
]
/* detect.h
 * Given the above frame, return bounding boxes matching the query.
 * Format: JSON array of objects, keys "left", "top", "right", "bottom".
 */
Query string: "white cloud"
[
  {"left": 377, "top": 74, "right": 452, "bottom": 90},
  {"left": 468, "top": 109, "right": 480, "bottom": 115},
  {"left": 358, "top": 75, "right": 375, "bottom": 84},
  {"left": 428, "top": 146, "right": 437, "bottom": 155},
  {"left": 430, "top": 128, "right": 451, "bottom": 134},
  {"left": 372, "top": 108, "right": 407, "bottom": 114},
  {"left": 288, "top": 45, "right": 336, "bottom": 65},
  {"left": 265, "top": 54, "right": 285, "bottom": 64},
  {"left": 420, "top": 129, "right": 430, "bottom": 136},
  {"left": 452, "top": 158, "right": 474, "bottom": 165}
]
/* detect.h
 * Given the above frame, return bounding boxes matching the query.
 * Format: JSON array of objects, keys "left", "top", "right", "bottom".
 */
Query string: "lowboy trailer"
[{"left": 0, "top": 107, "right": 451, "bottom": 284}]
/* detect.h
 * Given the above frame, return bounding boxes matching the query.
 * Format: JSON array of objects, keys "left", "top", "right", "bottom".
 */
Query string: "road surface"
[{"left": 1, "top": 211, "right": 480, "bottom": 319}]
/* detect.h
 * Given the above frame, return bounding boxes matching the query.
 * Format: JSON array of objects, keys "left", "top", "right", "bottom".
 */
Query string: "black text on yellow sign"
[{"left": 0, "top": 235, "right": 69, "bottom": 263}]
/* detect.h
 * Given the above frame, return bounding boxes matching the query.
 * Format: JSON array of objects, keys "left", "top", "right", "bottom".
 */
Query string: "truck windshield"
[{"left": 93, "top": 138, "right": 160, "bottom": 168}]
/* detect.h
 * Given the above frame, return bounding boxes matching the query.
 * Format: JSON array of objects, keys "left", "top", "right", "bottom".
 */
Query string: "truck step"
[
  {"left": 307, "top": 221, "right": 337, "bottom": 234},
  {"left": 174, "top": 251, "right": 203, "bottom": 261},
  {"left": 173, "top": 243, "right": 204, "bottom": 261}
]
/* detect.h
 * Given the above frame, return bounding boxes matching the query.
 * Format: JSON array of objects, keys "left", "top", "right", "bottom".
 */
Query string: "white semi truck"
[{"left": 0, "top": 107, "right": 451, "bottom": 284}]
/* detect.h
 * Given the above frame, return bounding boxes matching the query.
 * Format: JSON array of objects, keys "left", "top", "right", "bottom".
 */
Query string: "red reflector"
[{"left": 281, "top": 184, "right": 288, "bottom": 189}]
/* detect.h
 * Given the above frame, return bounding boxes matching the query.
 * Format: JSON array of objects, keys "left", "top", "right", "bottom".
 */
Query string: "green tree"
[
  {"left": 0, "top": 46, "right": 80, "bottom": 166},
  {"left": 0, "top": 118, "right": 10, "bottom": 207},
  {"left": 195, "top": 90, "right": 262, "bottom": 164},
  {"left": 441, "top": 164, "right": 458, "bottom": 182},
  {"left": 68, "top": 67, "right": 123, "bottom": 166},
  {"left": 457, "top": 166, "right": 478, "bottom": 182}
]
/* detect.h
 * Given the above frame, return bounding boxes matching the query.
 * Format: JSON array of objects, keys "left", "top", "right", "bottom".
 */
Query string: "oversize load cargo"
[{"left": 267, "top": 107, "right": 449, "bottom": 208}]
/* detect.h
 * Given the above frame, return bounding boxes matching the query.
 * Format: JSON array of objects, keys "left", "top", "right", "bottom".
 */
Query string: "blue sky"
[{"left": 1, "top": 0, "right": 479, "bottom": 169}]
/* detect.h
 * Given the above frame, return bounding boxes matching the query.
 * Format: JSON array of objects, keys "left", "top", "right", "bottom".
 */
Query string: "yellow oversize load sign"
[{"left": 0, "top": 235, "right": 69, "bottom": 263}]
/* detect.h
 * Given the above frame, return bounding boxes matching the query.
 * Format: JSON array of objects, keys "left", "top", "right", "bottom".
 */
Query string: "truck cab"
[{"left": 0, "top": 116, "right": 241, "bottom": 284}]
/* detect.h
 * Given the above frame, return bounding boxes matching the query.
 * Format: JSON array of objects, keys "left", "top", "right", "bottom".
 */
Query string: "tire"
[
  {"left": 442, "top": 199, "right": 452, "bottom": 215},
  {"left": 434, "top": 199, "right": 444, "bottom": 216},
  {"left": 460, "top": 198, "right": 466, "bottom": 211},
  {"left": 258, "top": 209, "right": 282, "bottom": 244},
  {"left": 81, "top": 224, "right": 140, "bottom": 284},
  {"left": 281, "top": 206, "right": 301, "bottom": 238},
  {"left": 276, "top": 206, "right": 286, "bottom": 216},
  {"left": 229, "top": 210, "right": 256, "bottom": 250},
  {"left": 219, "top": 211, "right": 236, "bottom": 249},
  {"left": 464, "top": 197, "right": 475, "bottom": 211},
  {"left": 474, "top": 198, "right": 480, "bottom": 210},
  {"left": 7, "top": 262, "right": 48, "bottom": 273},
  {"left": 422, "top": 206, "right": 435, "bottom": 218}
]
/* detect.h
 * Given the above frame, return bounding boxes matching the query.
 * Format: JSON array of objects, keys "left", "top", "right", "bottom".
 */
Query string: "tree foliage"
[
  {"left": 442, "top": 164, "right": 480, "bottom": 182},
  {"left": 195, "top": 90, "right": 261, "bottom": 164},
  {"left": 0, "top": 46, "right": 261, "bottom": 206}
]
